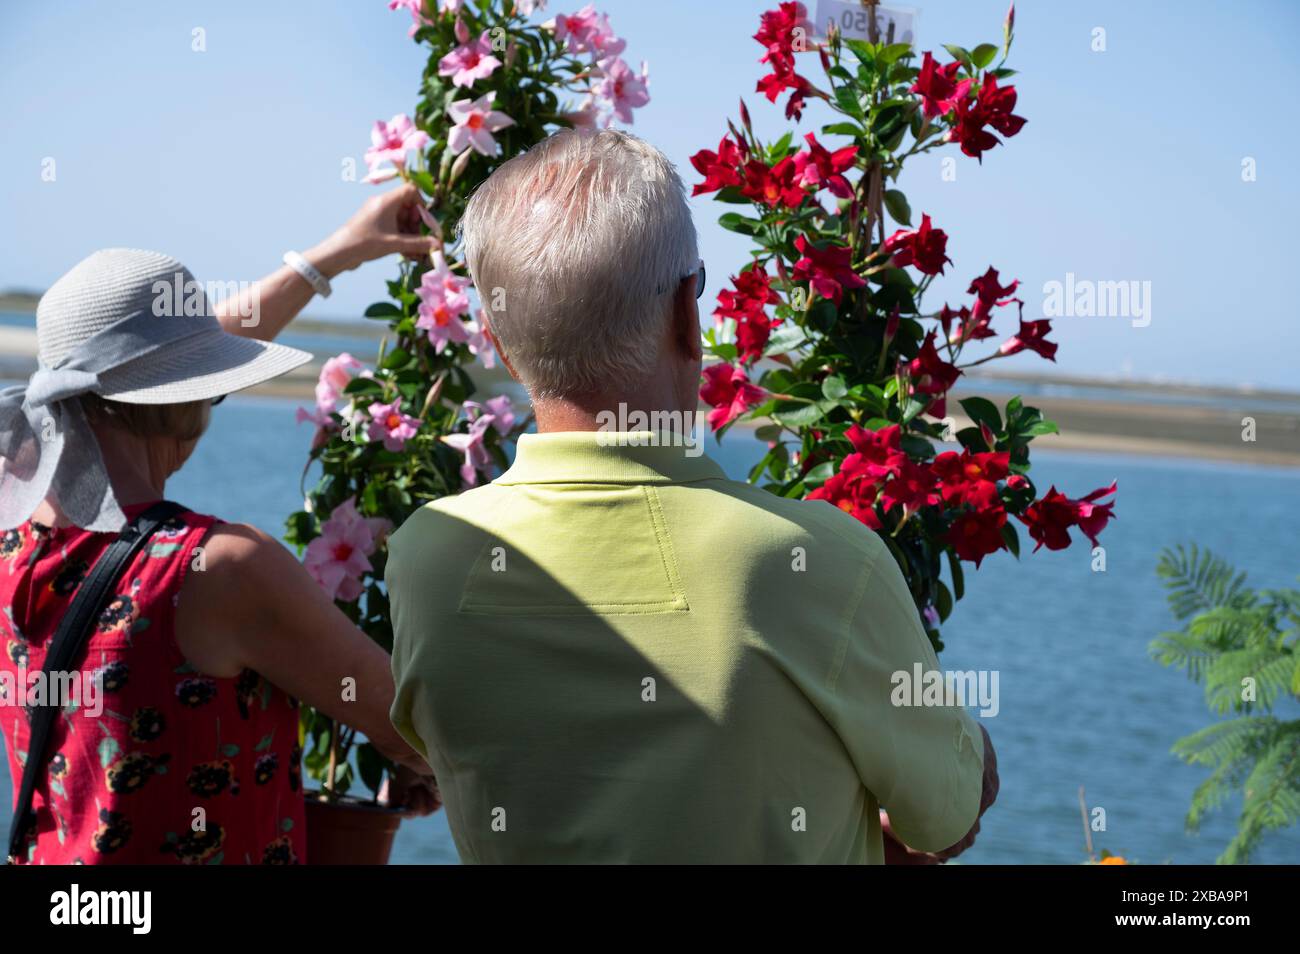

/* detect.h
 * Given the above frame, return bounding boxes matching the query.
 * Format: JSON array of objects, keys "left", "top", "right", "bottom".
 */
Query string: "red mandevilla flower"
[
  {"left": 910, "top": 51, "right": 973, "bottom": 119},
  {"left": 806, "top": 469, "right": 883, "bottom": 530},
  {"left": 883, "top": 213, "right": 953, "bottom": 276},
  {"left": 947, "top": 507, "right": 1008, "bottom": 566},
  {"left": 740, "top": 155, "right": 807, "bottom": 209},
  {"left": 948, "top": 72, "right": 1027, "bottom": 161},
  {"left": 999, "top": 318, "right": 1058, "bottom": 361},
  {"left": 792, "top": 235, "right": 867, "bottom": 304},
  {"left": 963, "top": 265, "right": 1021, "bottom": 342},
  {"left": 846, "top": 423, "right": 908, "bottom": 479},
  {"left": 793, "top": 133, "right": 858, "bottom": 199},
  {"left": 931, "top": 449, "right": 1010, "bottom": 508},
  {"left": 690, "top": 135, "right": 744, "bottom": 196},
  {"left": 754, "top": 2, "right": 814, "bottom": 120},
  {"left": 907, "top": 332, "right": 961, "bottom": 417},
  {"left": 1020, "top": 482, "right": 1117, "bottom": 551},
  {"left": 879, "top": 458, "right": 940, "bottom": 512},
  {"left": 715, "top": 266, "right": 782, "bottom": 363},
  {"left": 700, "top": 362, "right": 767, "bottom": 431}
]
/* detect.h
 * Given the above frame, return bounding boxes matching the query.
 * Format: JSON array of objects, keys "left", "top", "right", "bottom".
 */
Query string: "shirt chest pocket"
[{"left": 458, "top": 485, "right": 691, "bottom": 617}]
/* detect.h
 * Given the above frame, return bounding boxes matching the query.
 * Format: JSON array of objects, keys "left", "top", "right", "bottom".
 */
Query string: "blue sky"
[{"left": 1, "top": 0, "right": 1297, "bottom": 389}]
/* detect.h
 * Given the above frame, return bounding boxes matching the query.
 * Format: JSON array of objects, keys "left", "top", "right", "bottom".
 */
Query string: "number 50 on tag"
[{"left": 812, "top": 1, "right": 919, "bottom": 45}]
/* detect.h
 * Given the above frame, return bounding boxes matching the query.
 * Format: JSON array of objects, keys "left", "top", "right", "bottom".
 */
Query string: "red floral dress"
[{"left": 0, "top": 503, "right": 305, "bottom": 864}]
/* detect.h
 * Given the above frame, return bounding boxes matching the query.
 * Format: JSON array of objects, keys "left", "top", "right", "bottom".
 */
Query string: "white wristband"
[{"left": 283, "top": 251, "right": 332, "bottom": 298}]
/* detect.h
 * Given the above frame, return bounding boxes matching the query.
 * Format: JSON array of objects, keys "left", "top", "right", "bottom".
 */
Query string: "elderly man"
[{"left": 386, "top": 129, "right": 997, "bottom": 864}]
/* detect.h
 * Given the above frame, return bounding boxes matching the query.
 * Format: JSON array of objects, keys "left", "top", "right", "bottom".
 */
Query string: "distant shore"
[{"left": 3, "top": 313, "right": 1297, "bottom": 468}]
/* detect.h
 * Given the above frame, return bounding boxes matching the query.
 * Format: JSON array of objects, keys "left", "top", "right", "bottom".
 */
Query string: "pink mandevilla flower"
[
  {"left": 594, "top": 58, "right": 649, "bottom": 125},
  {"left": 442, "top": 415, "right": 494, "bottom": 487},
  {"left": 367, "top": 399, "right": 421, "bottom": 451},
  {"left": 303, "top": 496, "right": 391, "bottom": 602},
  {"left": 447, "top": 93, "right": 515, "bottom": 156},
  {"left": 438, "top": 30, "right": 502, "bottom": 88},
  {"left": 296, "top": 352, "right": 364, "bottom": 430},
  {"left": 364, "top": 113, "right": 430, "bottom": 182}
]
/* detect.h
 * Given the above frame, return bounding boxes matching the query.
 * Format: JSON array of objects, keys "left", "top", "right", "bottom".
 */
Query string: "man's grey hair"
[{"left": 459, "top": 128, "right": 698, "bottom": 399}]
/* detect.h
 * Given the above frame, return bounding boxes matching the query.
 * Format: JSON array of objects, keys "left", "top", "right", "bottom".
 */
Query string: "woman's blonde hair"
[{"left": 80, "top": 394, "right": 211, "bottom": 443}]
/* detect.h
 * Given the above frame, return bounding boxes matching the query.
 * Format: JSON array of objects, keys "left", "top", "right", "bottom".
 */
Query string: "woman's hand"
[
  {"left": 382, "top": 765, "right": 443, "bottom": 818},
  {"left": 305, "top": 184, "right": 436, "bottom": 278}
]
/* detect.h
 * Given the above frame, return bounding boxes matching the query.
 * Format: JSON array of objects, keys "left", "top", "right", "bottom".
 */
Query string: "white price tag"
[{"left": 813, "top": 1, "right": 918, "bottom": 46}]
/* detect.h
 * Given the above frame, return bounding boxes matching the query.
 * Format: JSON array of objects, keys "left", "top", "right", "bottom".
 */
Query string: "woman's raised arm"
[{"left": 212, "top": 184, "right": 434, "bottom": 341}]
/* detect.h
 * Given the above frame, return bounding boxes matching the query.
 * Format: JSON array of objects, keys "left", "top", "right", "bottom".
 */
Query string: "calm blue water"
[{"left": 2, "top": 394, "right": 1297, "bottom": 865}]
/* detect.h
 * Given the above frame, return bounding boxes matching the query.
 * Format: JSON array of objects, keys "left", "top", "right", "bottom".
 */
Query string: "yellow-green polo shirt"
[{"left": 387, "top": 431, "right": 985, "bottom": 863}]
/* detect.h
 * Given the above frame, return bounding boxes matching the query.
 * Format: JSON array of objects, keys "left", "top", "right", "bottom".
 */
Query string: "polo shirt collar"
[{"left": 497, "top": 431, "right": 727, "bottom": 485}]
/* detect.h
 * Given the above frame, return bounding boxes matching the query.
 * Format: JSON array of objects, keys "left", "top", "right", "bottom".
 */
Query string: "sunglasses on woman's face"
[{"left": 210, "top": 395, "right": 227, "bottom": 407}]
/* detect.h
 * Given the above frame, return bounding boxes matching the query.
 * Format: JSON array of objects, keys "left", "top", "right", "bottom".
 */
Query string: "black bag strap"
[{"left": 6, "top": 500, "right": 185, "bottom": 864}]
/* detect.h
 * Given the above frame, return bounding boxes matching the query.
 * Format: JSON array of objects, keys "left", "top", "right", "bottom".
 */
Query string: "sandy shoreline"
[{"left": 3, "top": 323, "right": 1297, "bottom": 468}]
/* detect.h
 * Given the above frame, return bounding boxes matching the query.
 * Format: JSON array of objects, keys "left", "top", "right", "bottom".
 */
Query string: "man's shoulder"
[{"left": 391, "top": 484, "right": 506, "bottom": 550}]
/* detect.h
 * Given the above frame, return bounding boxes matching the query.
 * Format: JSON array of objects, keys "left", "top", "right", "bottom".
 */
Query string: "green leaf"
[
  {"left": 380, "top": 347, "right": 411, "bottom": 371},
  {"left": 958, "top": 396, "right": 1003, "bottom": 434},
  {"left": 718, "top": 212, "right": 761, "bottom": 236},
  {"left": 1000, "top": 521, "right": 1021, "bottom": 558},
  {"left": 364, "top": 302, "right": 403, "bottom": 320},
  {"left": 821, "top": 122, "right": 862, "bottom": 139},
  {"left": 970, "top": 43, "right": 999, "bottom": 70},
  {"left": 821, "top": 375, "right": 848, "bottom": 401},
  {"left": 773, "top": 401, "right": 828, "bottom": 428},
  {"left": 943, "top": 44, "right": 974, "bottom": 73},
  {"left": 883, "top": 189, "right": 912, "bottom": 227}
]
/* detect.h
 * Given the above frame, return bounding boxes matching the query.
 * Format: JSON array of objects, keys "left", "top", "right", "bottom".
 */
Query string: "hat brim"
[{"left": 95, "top": 329, "right": 313, "bottom": 404}]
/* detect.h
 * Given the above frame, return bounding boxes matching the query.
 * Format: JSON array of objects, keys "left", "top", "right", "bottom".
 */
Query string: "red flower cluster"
[
  {"left": 793, "top": 235, "right": 866, "bottom": 304},
  {"left": 805, "top": 424, "right": 907, "bottom": 529},
  {"left": 948, "top": 73, "right": 1027, "bottom": 160},
  {"left": 715, "top": 266, "right": 782, "bottom": 362},
  {"left": 1020, "top": 482, "right": 1117, "bottom": 551},
  {"left": 700, "top": 362, "right": 767, "bottom": 431},
  {"left": 883, "top": 213, "right": 952, "bottom": 276},
  {"left": 691, "top": 133, "right": 856, "bottom": 212},
  {"left": 754, "top": 1, "right": 815, "bottom": 120}
]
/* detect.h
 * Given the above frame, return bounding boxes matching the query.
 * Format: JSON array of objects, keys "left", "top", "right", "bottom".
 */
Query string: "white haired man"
[{"left": 386, "top": 129, "right": 997, "bottom": 864}]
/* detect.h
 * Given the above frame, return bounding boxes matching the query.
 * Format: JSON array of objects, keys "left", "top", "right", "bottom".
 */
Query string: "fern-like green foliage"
[{"left": 1153, "top": 545, "right": 1300, "bottom": 863}]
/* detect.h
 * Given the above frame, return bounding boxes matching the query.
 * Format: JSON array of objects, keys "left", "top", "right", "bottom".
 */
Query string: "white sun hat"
[{"left": 0, "top": 248, "right": 312, "bottom": 531}]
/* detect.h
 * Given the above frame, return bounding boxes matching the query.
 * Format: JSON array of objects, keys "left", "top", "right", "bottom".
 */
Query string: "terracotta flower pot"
[{"left": 304, "top": 792, "right": 403, "bottom": 865}]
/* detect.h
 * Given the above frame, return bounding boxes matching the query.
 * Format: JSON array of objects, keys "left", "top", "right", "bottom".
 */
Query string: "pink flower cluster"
[
  {"left": 552, "top": 5, "right": 649, "bottom": 127},
  {"left": 414, "top": 253, "right": 495, "bottom": 367}
]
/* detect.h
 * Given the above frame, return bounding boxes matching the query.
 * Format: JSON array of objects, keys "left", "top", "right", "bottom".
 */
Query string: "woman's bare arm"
[
  {"left": 175, "top": 521, "right": 430, "bottom": 775},
  {"left": 212, "top": 184, "right": 433, "bottom": 341}
]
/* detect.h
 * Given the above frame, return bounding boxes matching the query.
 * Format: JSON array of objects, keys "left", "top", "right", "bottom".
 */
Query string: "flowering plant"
[
  {"left": 693, "top": 2, "right": 1115, "bottom": 650},
  {"left": 284, "top": 0, "right": 648, "bottom": 798}
]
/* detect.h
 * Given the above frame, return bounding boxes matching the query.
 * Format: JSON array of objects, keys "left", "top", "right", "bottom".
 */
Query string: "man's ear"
[
  {"left": 481, "top": 309, "right": 523, "bottom": 384},
  {"left": 672, "top": 276, "right": 703, "bottom": 363}
]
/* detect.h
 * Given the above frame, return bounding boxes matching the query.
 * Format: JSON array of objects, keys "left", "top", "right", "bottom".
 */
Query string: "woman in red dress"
[{"left": 0, "top": 188, "right": 438, "bottom": 864}]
